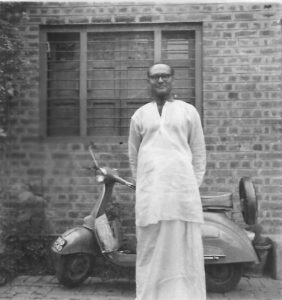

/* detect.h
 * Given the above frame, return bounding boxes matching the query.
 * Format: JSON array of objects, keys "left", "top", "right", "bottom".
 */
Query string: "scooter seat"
[{"left": 201, "top": 192, "right": 233, "bottom": 211}]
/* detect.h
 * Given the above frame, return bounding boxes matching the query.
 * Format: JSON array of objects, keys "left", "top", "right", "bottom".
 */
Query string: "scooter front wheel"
[
  {"left": 54, "top": 253, "right": 94, "bottom": 288},
  {"left": 205, "top": 263, "right": 243, "bottom": 293}
]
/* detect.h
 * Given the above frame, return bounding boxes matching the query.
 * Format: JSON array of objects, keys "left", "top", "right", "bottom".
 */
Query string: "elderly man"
[{"left": 128, "top": 63, "right": 206, "bottom": 300}]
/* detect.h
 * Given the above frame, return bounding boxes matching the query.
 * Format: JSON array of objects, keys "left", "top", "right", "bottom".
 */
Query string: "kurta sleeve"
[
  {"left": 128, "top": 117, "right": 142, "bottom": 181},
  {"left": 189, "top": 109, "right": 206, "bottom": 187}
]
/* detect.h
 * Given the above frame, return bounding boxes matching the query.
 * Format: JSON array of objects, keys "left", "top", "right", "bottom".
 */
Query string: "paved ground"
[{"left": 0, "top": 275, "right": 281, "bottom": 300}]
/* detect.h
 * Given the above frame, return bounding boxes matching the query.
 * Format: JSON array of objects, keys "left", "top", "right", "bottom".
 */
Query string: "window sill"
[{"left": 39, "top": 135, "right": 129, "bottom": 145}]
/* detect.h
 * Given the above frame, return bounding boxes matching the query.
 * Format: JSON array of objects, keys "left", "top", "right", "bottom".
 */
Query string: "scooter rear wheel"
[
  {"left": 54, "top": 253, "right": 94, "bottom": 288},
  {"left": 205, "top": 263, "right": 243, "bottom": 293}
]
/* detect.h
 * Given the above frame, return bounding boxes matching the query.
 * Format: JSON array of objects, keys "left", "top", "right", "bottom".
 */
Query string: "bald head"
[{"left": 147, "top": 63, "right": 174, "bottom": 78}]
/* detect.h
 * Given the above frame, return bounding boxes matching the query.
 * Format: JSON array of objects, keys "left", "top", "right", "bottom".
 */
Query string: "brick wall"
[{"left": 2, "top": 1, "right": 282, "bottom": 237}]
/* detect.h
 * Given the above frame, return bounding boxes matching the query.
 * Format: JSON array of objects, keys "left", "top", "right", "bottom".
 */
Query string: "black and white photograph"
[{"left": 0, "top": 0, "right": 282, "bottom": 299}]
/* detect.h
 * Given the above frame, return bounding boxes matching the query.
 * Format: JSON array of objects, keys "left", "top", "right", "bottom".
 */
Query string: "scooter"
[{"left": 52, "top": 145, "right": 259, "bottom": 293}]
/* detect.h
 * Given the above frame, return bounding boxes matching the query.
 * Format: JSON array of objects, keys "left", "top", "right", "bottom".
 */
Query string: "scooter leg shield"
[{"left": 52, "top": 226, "right": 98, "bottom": 255}]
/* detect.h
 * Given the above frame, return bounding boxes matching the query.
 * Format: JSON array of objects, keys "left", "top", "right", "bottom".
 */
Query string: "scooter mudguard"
[
  {"left": 203, "top": 212, "right": 259, "bottom": 264},
  {"left": 52, "top": 226, "right": 98, "bottom": 255}
]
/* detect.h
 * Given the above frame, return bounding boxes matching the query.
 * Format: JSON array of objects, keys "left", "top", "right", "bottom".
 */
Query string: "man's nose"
[{"left": 158, "top": 76, "right": 164, "bottom": 83}]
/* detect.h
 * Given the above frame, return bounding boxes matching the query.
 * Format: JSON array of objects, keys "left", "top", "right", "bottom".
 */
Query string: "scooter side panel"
[
  {"left": 52, "top": 226, "right": 99, "bottom": 255},
  {"left": 203, "top": 212, "right": 259, "bottom": 264}
]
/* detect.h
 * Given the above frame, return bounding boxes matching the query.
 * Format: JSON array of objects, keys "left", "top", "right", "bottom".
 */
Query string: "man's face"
[{"left": 148, "top": 64, "right": 173, "bottom": 99}]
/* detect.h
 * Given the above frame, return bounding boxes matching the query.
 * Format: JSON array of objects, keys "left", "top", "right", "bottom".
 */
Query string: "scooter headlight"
[
  {"left": 96, "top": 174, "right": 105, "bottom": 183},
  {"left": 96, "top": 168, "right": 106, "bottom": 183}
]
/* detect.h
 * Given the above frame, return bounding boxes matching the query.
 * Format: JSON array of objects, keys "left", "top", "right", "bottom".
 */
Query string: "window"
[{"left": 40, "top": 24, "right": 202, "bottom": 137}]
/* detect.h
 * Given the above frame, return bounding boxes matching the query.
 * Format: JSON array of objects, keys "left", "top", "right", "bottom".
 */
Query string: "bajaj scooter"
[{"left": 52, "top": 145, "right": 259, "bottom": 293}]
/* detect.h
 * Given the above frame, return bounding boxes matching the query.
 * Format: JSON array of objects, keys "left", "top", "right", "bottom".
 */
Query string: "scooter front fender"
[
  {"left": 52, "top": 226, "right": 99, "bottom": 256},
  {"left": 203, "top": 212, "right": 259, "bottom": 264}
]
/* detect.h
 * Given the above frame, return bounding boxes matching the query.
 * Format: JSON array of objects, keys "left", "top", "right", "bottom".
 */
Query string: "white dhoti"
[{"left": 136, "top": 220, "right": 206, "bottom": 300}]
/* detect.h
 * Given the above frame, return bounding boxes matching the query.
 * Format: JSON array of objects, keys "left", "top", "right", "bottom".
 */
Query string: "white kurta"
[{"left": 128, "top": 99, "right": 206, "bottom": 227}]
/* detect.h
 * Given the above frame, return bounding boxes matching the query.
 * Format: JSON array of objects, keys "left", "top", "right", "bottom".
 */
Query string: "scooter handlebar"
[
  {"left": 88, "top": 144, "right": 135, "bottom": 190},
  {"left": 115, "top": 176, "right": 136, "bottom": 190},
  {"left": 103, "top": 167, "right": 135, "bottom": 190}
]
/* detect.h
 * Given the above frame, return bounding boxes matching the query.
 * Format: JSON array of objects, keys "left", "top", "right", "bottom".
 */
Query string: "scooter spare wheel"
[{"left": 239, "top": 177, "right": 258, "bottom": 225}]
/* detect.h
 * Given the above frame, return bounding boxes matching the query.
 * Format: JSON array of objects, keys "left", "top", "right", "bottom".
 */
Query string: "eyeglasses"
[{"left": 149, "top": 74, "right": 172, "bottom": 82}]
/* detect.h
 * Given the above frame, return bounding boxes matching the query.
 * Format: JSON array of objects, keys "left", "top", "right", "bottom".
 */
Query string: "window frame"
[{"left": 39, "top": 23, "right": 202, "bottom": 141}]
